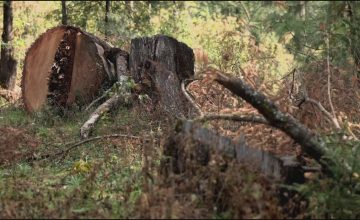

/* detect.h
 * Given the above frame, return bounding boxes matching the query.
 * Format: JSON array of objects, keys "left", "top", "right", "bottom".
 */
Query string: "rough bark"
[
  {"left": 129, "top": 35, "right": 196, "bottom": 118},
  {"left": 162, "top": 120, "right": 305, "bottom": 184},
  {"left": 21, "top": 25, "right": 128, "bottom": 112},
  {"left": 61, "top": 1, "right": 67, "bottom": 25},
  {"left": 0, "top": 0, "right": 17, "bottom": 90},
  {"left": 129, "top": 35, "right": 194, "bottom": 83},
  {"left": 212, "top": 72, "right": 332, "bottom": 173}
]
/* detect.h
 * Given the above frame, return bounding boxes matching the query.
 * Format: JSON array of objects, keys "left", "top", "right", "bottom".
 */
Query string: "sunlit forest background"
[
  {"left": 0, "top": 1, "right": 360, "bottom": 219},
  {"left": 3, "top": 1, "right": 359, "bottom": 87},
  {"left": 0, "top": 1, "right": 358, "bottom": 90}
]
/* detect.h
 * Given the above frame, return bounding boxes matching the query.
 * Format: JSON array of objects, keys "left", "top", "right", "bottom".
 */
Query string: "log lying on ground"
[
  {"left": 21, "top": 25, "right": 128, "bottom": 112},
  {"left": 212, "top": 71, "right": 333, "bottom": 174},
  {"left": 129, "top": 35, "right": 196, "bottom": 118},
  {"left": 162, "top": 120, "right": 305, "bottom": 184}
]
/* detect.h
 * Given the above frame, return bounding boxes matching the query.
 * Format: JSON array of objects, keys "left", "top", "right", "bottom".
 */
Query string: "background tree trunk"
[
  {"left": 347, "top": 2, "right": 360, "bottom": 77},
  {"left": 105, "top": 0, "right": 110, "bottom": 40},
  {"left": 0, "top": 0, "right": 17, "bottom": 90},
  {"left": 61, "top": 1, "right": 67, "bottom": 25}
]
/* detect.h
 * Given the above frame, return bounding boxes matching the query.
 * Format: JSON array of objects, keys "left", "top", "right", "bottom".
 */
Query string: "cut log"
[
  {"left": 21, "top": 25, "right": 128, "bottom": 112},
  {"left": 129, "top": 35, "right": 196, "bottom": 118},
  {"left": 161, "top": 120, "right": 305, "bottom": 184}
]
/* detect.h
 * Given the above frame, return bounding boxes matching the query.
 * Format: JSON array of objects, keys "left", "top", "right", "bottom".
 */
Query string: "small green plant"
[{"left": 295, "top": 135, "right": 360, "bottom": 219}]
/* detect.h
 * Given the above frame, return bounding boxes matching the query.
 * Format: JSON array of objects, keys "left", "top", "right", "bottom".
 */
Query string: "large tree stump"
[
  {"left": 129, "top": 35, "right": 196, "bottom": 118},
  {"left": 21, "top": 25, "right": 127, "bottom": 112}
]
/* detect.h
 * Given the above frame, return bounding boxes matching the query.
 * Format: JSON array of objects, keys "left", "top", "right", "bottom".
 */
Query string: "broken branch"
[
  {"left": 80, "top": 94, "right": 127, "bottom": 139},
  {"left": 304, "top": 97, "right": 341, "bottom": 130},
  {"left": 181, "top": 80, "right": 203, "bottom": 116},
  {"left": 26, "top": 133, "right": 147, "bottom": 162},
  {"left": 212, "top": 71, "right": 332, "bottom": 174}
]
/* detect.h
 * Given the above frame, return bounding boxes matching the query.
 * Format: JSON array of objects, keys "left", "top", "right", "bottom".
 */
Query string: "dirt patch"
[{"left": 0, "top": 127, "right": 39, "bottom": 166}]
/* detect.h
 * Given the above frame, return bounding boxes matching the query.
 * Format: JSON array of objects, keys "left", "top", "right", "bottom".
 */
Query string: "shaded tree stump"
[
  {"left": 21, "top": 25, "right": 128, "bottom": 112},
  {"left": 129, "top": 35, "right": 196, "bottom": 118},
  {"left": 162, "top": 120, "right": 305, "bottom": 184}
]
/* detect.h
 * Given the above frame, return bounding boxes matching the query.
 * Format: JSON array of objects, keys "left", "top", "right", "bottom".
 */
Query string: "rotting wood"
[{"left": 162, "top": 120, "right": 305, "bottom": 184}]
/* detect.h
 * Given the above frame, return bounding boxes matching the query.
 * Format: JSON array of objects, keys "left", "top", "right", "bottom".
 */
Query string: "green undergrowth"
[
  {"left": 0, "top": 104, "right": 162, "bottom": 218},
  {"left": 1, "top": 104, "right": 360, "bottom": 218},
  {"left": 291, "top": 134, "right": 360, "bottom": 219}
]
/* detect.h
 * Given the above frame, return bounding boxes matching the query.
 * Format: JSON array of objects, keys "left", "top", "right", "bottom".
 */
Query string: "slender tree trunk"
[
  {"left": 61, "top": 0, "right": 67, "bottom": 25},
  {"left": 0, "top": 0, "right": 17, "bottom": 90},
  {"left": 299, "top": 1, "right": 306, "bottom": 20},
  {"left": 347, "top": 2, "right": 360, "bottom": 77},
  {"left": 105, "top": 0, "right": 110, "bottom": 40}
]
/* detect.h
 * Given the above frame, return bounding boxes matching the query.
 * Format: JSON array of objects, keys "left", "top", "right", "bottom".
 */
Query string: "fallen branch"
[
  {"left": 181, "top": 80, "right": 203, "bottom": 116},
  {"left": 26, "top": 133, "right": 147, "bottom": 162},
  {"left": 84, "top": 91, "right": 109, "bottom": 111},
  {"left": 211, "top": 71, "right": 333, "bottom": 175},
  {"left": 194, "top": 113, "right": 268, "bottom": 125},
  {"left": 304, "top": 97, "right": 341, "bottom": 130},
  {"left": 80, "top": 94, "right": 127, "bottom": 139}
]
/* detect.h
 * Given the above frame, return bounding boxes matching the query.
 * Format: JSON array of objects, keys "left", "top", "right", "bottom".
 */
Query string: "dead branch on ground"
[
  {"left": 26, "top": 133, "right": 149, "bottom": 162},
  {"left": 181, "top": 80, "right": 203, "bottom": 116},
  {"left": 211, "top": 71, "right": 335, "bottom": 175},
  {"left": 80, "top": 94, "right": 128, "bottom": 139}
]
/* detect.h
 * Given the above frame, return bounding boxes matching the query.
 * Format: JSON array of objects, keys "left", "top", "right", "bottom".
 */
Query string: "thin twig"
[
  {"left": 26, "top": 134, "right": 149, "bottom": 162},
  {"left": 304, "top": 97, "right": 340, "bottom": 130},
  {"left": 326, "top": 32, "right": 340, "bottom": 129},
  {"left": 85, "top": 93, "right": 108, "bottom": 111},
  {"left": 181, "top": 80, "right": 203, "bottom": 116}
]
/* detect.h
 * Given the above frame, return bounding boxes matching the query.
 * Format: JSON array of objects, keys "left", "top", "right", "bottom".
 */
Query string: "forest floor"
[
  {"left": 0, "top": 71, "right": 359, "bottom": 218},
  {"left": 0, "top": 77, "right": 306, "bottom": 219}
]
